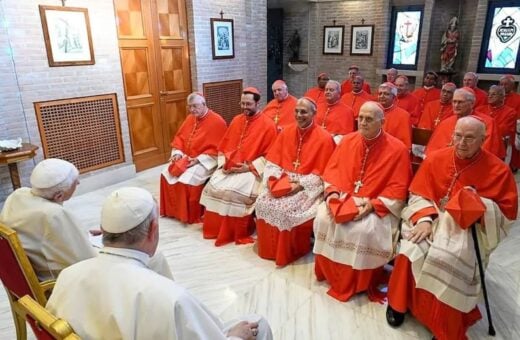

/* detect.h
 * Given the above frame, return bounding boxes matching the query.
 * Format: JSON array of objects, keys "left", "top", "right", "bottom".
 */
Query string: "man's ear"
[
  {"left": 52, "top": 191, "right": 65, "bottom": 203},
  {"left": 147, "top": 217, "right": 159, "bottom": 240}
]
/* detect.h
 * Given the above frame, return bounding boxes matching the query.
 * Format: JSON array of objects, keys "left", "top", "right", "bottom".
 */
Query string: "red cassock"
[
  {"left": 412, "top": 87, "right": 441, "bottom": 118},
  {"left": 256, "top": 123, "right": 335, "bottom": 266},
  {"left": 476, "top": 104, "right": 516, "bottom": 140},
  {"left": 160, "top": 110, "right": 227, "bottom": 223},
  {"left": 340, "top": 79, "right": 371, "bottom": 95},
  {"left": 473, "top": 87, "right": 488, "bottom": 108},
  {"left": 202, "top": 112, "right": 277, "bottom": 246},
  {"left": 304, "top": 87, "right": 327, "bottom": 107},
  {"left": 388, "top": 147, "right": 517, "bottom": 340},
  {"left": 315, "top": 131, "right": 411, "bottom": 302},
  {"left": 396, "top": 93, "right": 420, "bottom": 126},
  {"left": 262, "top": 95, "right": 297, "bottom": 130},
  {"left": 505, "top": 92, "right": 520, "bottom": 169},
  {"left": 340, "top": 91, "right": 374, "bottom": 119},
  {"left": 417, "top": 100, "right": 454, "bottom": 131},
  {"left": 425, "top": 112, "right": 506, "bottom": 159},
  {"left": 315, "top": 101, "right": 355, "bottom": 136},
  {"left": 383, "top": 105, "right": 412, "bottom": 148}
]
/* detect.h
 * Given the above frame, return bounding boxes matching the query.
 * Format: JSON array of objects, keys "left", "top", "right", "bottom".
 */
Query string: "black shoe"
[{"left": 386, "top": 305, "right": 405, "bottom": 327}]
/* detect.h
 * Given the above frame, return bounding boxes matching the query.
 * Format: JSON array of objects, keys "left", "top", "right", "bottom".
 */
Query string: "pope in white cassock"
[
  {"left": 47, "top": 187, "right": 273, "bottom": 340},
  {"left": 0, "top": 158, "right": 172, "bottom": 281}
]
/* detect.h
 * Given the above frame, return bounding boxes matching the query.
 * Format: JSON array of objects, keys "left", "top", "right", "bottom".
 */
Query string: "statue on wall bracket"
[{"left": 440, "top": 16, "right": 459, "bottom": 73}]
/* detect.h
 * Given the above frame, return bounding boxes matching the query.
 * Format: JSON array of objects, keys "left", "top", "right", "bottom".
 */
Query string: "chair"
[
  {"left": 411, "top": 127, "right": 433, "bottom": 173},
  {"left": 13, "top": 295, "right": 80, "bottom": 340},
  {"left": 0, "top": 222, "right": 55, "bottom": 340}
]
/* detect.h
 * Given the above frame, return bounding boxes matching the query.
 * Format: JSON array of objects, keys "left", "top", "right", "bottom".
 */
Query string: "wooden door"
[{"left": 114, "top": 0, "right": 191, "bottom": 171}]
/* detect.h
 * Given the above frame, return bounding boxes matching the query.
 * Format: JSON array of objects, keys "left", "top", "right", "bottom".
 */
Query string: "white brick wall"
[
  {"left": 0, "top": 0, "right": 132, "bottom": 204},
  {"left": 187, "top": 0, "right": 268, "bottom": 105}
]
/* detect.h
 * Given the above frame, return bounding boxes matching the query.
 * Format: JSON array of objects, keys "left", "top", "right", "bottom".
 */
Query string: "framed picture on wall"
[
  {"left": 387, "top": 6, "right": 424, "bottom": 70},
  {"left": 350, "top": 25, "right": 374, "bottom": 55},
  {"left": 39, "top": 5, "right": 95, "bottom": 67},
  {"left": 210, "top": 18, "right": 235, "bottom": 59},
  {"left": 323, "top": 26, "right": 344, "bottom": 55}
]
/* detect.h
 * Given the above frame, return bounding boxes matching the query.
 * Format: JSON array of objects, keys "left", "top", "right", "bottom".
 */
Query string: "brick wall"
[
  {"left": 0, "top": 0, "right": 131, "bottom": 205},
  {"left": 187, "top": 0, "right": 268, "bottom": 105},
  {"left": 279, "top": 0, "right": 498, "bottom": 95}
]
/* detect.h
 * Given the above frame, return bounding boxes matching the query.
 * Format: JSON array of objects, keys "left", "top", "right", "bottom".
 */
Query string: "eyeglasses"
[{"left": 452, "top": 134, "right": 477, "bottom": 144}]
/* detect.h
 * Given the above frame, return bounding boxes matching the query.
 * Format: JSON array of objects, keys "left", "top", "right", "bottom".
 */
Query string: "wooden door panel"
[
  {"left": 156, "top": 0, "right": 184, "bottom": 39},
  {"left": 114, "top": 0, "right": 146, "bottom": 38},
  {"left": 121, "top": 48, "right": 152, "bottom": 98},
  {"left": 115, "top": 0, "right": 191, "bottom": 170},
  {"left": 127, "top": 105, "right": 162, "bottom": 154}
]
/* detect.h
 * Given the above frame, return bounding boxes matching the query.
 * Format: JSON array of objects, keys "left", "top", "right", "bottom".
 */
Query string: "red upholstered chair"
[
  {"left": 13, "top": 295, "right": 80, "bottom": 340},
  {"left": 0, "top": 223, "right": 55, "bottom": 340}
]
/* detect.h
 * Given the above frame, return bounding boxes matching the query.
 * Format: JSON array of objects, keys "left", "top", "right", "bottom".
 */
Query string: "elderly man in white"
[
  {"left": 0, "top": 158, "right": 172, "bottom": 281},
  {"left": 47, "top": 187, "right": 273, "bottom": 340}
]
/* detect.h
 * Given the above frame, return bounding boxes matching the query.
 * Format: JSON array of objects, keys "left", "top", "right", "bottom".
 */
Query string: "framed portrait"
[
  {"left": 39, "top": 5, "right": 95, "bottom": 67},
  {"left": 387, "top": 6, "right": 424, "bottom": 70},
  {"left": 323, "top": 26, "right": 344, "bottom": 55},
  {"left": 210, "top": 18, "right": 235, "bottom": 59},
  {"left": 350, "top": 25, "right": 374, "bottom": 55}
]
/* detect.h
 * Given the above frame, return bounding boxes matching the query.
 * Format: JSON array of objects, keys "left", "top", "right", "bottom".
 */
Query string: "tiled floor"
[{"left": 1, "top": 165, "right": 519, "bottom": 339}]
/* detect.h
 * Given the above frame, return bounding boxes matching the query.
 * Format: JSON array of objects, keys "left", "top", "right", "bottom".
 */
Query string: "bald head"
[
  {"left": 453, "top": 116, "right": 486, "bottom": 159},
  {"left": 272, "top": 80, "right": 289, "bottom": 101},
  {"left": 463, "top": 72, "right": 478, "bottom": 88},
  {"left": 358, "top": 101, "right": 384, "bottom": 139}
]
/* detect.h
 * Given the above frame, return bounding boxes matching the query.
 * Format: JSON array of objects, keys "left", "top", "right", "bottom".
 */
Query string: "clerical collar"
[
  {"left": 278, "top": 94, "right": 289, "bottom": 102},
  {"left": 454, "top": 148, "right": 483, "bottom": 167},
  {"left": 99, "top": 247, "right": 150, "bottom": 267},
  {"left": 196, "top": 109, "right": 209, "bottom": 121},
  {"left": 383, "top": 104, "right": 394, "bottom": 112},
  {"left": 298, "top": 119, "right": 314, "bottom": 131},
  {"left": 352, "top": 90, "right": 363, "bottom": 95},
  {"left": 490, "top": 104, "right": 504, "bottom": 110},
  {"left": 423, "top": 86, "right": 435, "bottom": 90},
  {"left": 362, "top": 129, "right": 383, "bottom": 145},
  {"left": 327, "top": 99, "right": 340, "bottom": 107}
]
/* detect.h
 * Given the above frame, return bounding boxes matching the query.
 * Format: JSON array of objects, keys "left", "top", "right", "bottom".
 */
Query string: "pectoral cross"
[
  {"left": 439, "top": 195, "right": 449, "bottom": 212},
  {"left": 354, "top": 180, "right": 363, "bottom": 194},
  {"left": 293, "top": 159, "right": 301, "bottom": 170},
  {"left": 274, "top": 111, "right": 279, "bottom": 125},
  {"left": 434, "top": 116, "right": 441, "bottom": 127}
]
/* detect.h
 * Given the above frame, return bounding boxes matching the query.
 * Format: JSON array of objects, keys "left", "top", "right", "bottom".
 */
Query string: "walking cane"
[{"left": 470, "top": 223, "right": 496, "bottom": 336}]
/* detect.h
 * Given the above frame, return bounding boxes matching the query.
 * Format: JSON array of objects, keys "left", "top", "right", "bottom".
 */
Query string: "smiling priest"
[
  {"left": 313, "top": 101, "right": 411, "bottom": 302},
  {"left": 200, "top": 87, "right": 277, "bottom": 246},
  {"left": 255, "top": 97, "right": 335, "bottom": 266}
]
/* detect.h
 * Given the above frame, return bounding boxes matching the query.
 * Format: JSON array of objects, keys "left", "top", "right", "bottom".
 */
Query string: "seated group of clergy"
[{"left": 160, "top": 74, "right": 518, "bottom": 339}]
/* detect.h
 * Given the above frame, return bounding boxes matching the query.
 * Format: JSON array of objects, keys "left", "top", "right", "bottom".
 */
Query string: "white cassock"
[
  {"left": 0, "top": 187, "right": 173, "bottom": 281},
  {"left": 0, "top": 188, "right": 96, "bottom": 281},
  {"left": 46, "top": 247, "right": 273, "bottom": 340}
]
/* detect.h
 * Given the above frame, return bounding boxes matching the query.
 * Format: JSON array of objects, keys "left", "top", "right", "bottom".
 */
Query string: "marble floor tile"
[{"left": 1, "top": 165, "right": 519, "bottom": 339}]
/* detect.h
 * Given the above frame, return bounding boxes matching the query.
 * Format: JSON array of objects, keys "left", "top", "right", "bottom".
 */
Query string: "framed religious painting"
[
  {"left": 210, "top": 18, "right": 235, "bottom": 59},
  {"left": 386, "top": 6, "right": 424, "bottom": 70},
  {"left": 323, "top": 25, "right": 344, "bottom": 55},
  {"left": 477, "top": 1, "right": 520, "bottom": 74},
  {"left": 39, "top": 5, "right": 95, "bottom": 67},
  {"left": 350, "top": 25, "right": 374, "bottom": 55}
]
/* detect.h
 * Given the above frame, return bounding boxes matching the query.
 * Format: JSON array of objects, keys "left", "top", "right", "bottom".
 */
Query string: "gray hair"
[
  {"left": 187, "top": 92, "right": 206, "bottom": 105},
  {"left": 454, "top": 88, "right": 476, "bottom": 103},
  {"left": 379, "top": 83, "right": 398, "bottom": 96},
  {"left": 326, "top": 80, "right": 342, "bottom": 95},
  {"left": 31, "top": 167, "right": 79, "bottom": 200},
  {"left": 456, "top": 116, "right": 486, "bottom": 138},
  {"left": 360, "top": 101, "right": 384, "bottom": 120},
  {"left": 102, "top": 206, "right": 158, "bottom": 246},
  {"left": 488, "top": 85, "right": 505, "bottom": 97},
  {"left": 464, "top": 72, "right": 479, "bottom": 81}
]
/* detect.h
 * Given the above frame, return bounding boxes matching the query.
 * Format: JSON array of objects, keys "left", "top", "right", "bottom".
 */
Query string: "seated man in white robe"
[
  {"left": 47, "top": 187, "right": 273, "bottom": 340},
  {"left": 0, "top": 158, "right": 172, "bottom": 281}
]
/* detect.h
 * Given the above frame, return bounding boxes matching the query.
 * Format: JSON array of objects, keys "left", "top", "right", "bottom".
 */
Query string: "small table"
[{"left": 0, "top": 143, "right": 39, "bottom": 190}]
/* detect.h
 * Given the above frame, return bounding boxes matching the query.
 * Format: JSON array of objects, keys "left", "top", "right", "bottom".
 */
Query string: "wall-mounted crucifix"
[{"left": 220, "top": 10, "right": 224, "bottom": 19}]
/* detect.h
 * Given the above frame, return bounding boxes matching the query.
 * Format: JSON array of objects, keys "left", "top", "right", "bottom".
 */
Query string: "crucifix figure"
[
  {"left": 354, "top": 180, "right": 363, "bottom": 194},
  {"left": 292, "top": 159, "right": 301, "bottom": 170}
]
